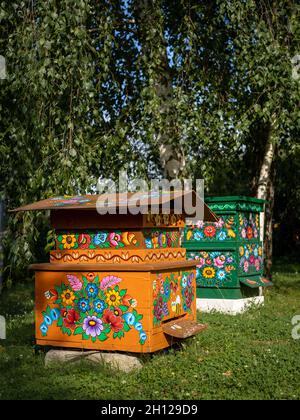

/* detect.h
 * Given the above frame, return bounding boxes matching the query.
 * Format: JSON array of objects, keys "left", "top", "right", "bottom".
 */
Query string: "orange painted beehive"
[{"left": 14, "top": 192, "right": 217, "bottom": 353}]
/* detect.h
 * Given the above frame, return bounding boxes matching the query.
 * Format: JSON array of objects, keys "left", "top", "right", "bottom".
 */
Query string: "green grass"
[{"left": 0, "top": 265, "right": 300, "bottom": 400}]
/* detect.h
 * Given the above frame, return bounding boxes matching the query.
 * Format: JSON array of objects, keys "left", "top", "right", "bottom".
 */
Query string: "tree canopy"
[{"left": 0, "top": 0, "right": 299, "bottom": 282}]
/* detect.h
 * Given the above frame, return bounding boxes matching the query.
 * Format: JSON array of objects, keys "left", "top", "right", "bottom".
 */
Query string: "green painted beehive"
[{"left": 182, "top": 196, "right": 272, "bottom": 302}]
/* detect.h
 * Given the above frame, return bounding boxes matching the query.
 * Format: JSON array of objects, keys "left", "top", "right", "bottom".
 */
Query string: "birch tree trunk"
[
  {"left": 133, "top": 0, "right": 186, "bottom": 179},
  {"left": 256, "top": 117, "right": 277, "bottom": 279}
]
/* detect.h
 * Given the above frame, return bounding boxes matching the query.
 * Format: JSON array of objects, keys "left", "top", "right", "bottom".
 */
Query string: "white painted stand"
[
  {"left": 45, "top": 350, "right": 143, "bottom": 372},
  {"left": 197, "top": 296, "right": 264, "bottom": 315}
]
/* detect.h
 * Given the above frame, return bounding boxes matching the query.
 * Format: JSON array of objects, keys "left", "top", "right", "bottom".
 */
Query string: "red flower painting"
[
  {"left": 63, "top": 308, "right": 80, "bottom": 330},
  {"left": 246, "top": 226, "right": 253, "bottom": 240},
  {"left": 103, "top": 309, "right": 124, "bottom": 332},
  {"left": 78, "top": 234, "right": 91, "bottom": 249},
  {"left": 204, "top": 226, "right": 216, "bottom": 238}
]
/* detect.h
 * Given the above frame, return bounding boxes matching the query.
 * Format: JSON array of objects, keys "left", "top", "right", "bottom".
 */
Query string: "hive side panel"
[{"left": 35, "top": 270, "right": 153, "bottom": 353}]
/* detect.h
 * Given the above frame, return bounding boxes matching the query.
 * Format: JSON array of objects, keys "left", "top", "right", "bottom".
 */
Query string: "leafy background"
[{"left": 0, "top": 0, "right": 299, "bottom": 284}]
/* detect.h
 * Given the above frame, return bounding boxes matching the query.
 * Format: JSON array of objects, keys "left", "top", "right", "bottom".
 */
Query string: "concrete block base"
[
  {"left": 45, "top": 349, "right": 143, "bottom": 372},
  {"left": 197, "top": 296, "right": 264, "bottom": 315}
]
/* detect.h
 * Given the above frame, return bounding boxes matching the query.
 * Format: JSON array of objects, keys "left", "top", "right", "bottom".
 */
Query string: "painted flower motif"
[
  {"left": 61, "top": 234, "right": 77, "bottom": 250},
  {"left": 170, "top": 281, "right": 178, "bottom": 295},
  {"left": 83, "top": 316, "right": 104, "bottom": 337},
  {"left": 78, "top": 233, "right": 91, "bottom": 249},
  {"left": 202, "top": 267, "right": 216, "bottom": 279},
  {"left": 239, "top": 246, "right": 245, "bottom": 256},
  {"left": 245, "top": 249, "right": 250, "bottom": 259},
  {"left": 123, "top": 312, "right": 136, "bottom": 326},
  {"left": 154, "top": 297, "right": 164, "bottom": 321},
  {"left": 247, "top": 226, "right": 253, "bottom": 240},
  {"left": 87, "top": 272, "right": 95, "bottom": 282},
  {"left": 139, "top": 331, "right": 147, "bottom": 343},
  {"left": 258, "top": 246, "right": 263, "bottom": 256},
  {"left": 214, "top": 255, "right": 226, "bottom": 269},
  {"left": 93, "top": 299, "right": 106, "bottom": 314},
  {"left": 61, "top": 289, "right": 75, "bottom": 306},
  {"left": 181, "top": 274, "right": 188, "bottom": 288},
  {"left": 164, "top": 282, "right": 171, "bottom": 299},
  {"left": 249, "top": 255, "right": 255, "bottom": 265},
  {"left": 145, "top": 238, "right": 152, "bottom": 249},
  {"left": 158, "top": 233, "right": 167, "bottom": 247},
  {"left": 166, "top": 233, "right": 172, "bottom": 247},
  {"left": 40, "top": 324, "right": 48, "bottom": 335},
  {"left": 67, "top": 274, "right": 82, "bottom": 292},
  {"left": 204, "top": 225, "right": 217, "bottom": 238},
  {"left": 108, "top": 232, "right": 122, "bottom": 247},
  {"left": 215, "top": 218, "right": 225, "bottom": 229},
  {"left": 241, "top": 228, "right": 247, "bottom": 239},
  {"left": 131, "top": 299, "right": 137, "bottom": 308},
  {"left": 162, "top": 302, "right": 169, "bottom": 316},
  {"left": 217, "top": 270, "right": 226, "bottom": 281},
  {"left": 206, "top": 258, "right": 213, "bottom": 265},
  {"left": 106, "top": 289, "right": 122, "bottom": 307},
  {"left": 103, "top": 309, "right": 124, "bottom": 332},
  {"left": 225, "top": 265, "right": 235, "bottom": 273},
  {"left": 122, "top": 294, "right": 132, "bottom": 307},
  {"left": 45, "top": 289, "right": 58, "bottom": 302},
  {"left": 64, "top": 308, "right": 80, "bottom": 330},
  {"left": 196, "top": 220, "right": 204, "bottom": 229},
  {"left": 255, "top": 259, "right": 261, "bottom": 271},
  {"left": 78, "top": 298, "right": 90, "bottom": 313},
  {"left": 243, "top": 261, "right": 249, "bottom": 273},
  {"left": 86, "top": 283, "right": 99, "bottom": 299},
  {"left": 195, "top": 256, "right": 206, "bottom": 268},
  {"left": 50, "top": 308, "right": 60, "bottom": 321},
  {"left": 183, "top": 289, "right": 193, "bottom": 310},
  {"left": 113, "top": 307, "right": 123, "bottom": 317},
  {"left": 226, "top": 256, "right": 234, "bottom": 263},
  {"left": 44, "top": 314, "right": 52, "bottom": 326},
  {"left": 194, "top": 230, "right": 204, "bottom": 241},
  {"left": 152, "top": 280, "right": 159, "bottom": 298},
  {"left": 135, "top": 322, "right": 144, "bottom": 331},
  {"left": 254, "top": 247, "right": 259, "bottom": 257},
  {"left": 217, "top": 231, "right": 227, "bottom": 241},
  {"left": 93, "top": 233, "right": 108, "bottom": 246},
  {"left": 253, "top": 229, "right": 258, "bottom": 238}
]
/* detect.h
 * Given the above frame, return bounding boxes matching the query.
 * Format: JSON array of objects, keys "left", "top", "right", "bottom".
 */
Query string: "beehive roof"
[{"left": 11, "top": 191, "right": 218, "bottom": 222}]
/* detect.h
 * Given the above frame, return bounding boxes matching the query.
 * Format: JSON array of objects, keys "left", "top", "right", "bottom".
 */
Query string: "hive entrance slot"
[{"left": 162, "top": 314, "right": 186, "bottom": 324}]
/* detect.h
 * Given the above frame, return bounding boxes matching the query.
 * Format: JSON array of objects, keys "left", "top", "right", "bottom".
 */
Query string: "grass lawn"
[{"left": 0, "top": 262, "right": 299, "bottom": 400}]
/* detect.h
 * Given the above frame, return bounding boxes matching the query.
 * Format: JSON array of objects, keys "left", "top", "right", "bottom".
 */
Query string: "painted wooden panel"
[
  {"left": 35, "top": 267, "right": 197, "bottom": 353},
  {"left": 35, "top": 270, "right": 151, "bottom": 352}
]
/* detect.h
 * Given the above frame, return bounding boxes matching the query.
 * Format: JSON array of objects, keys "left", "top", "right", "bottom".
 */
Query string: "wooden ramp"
[{"left": 162, "top": 319, "right": 208, "bottom": 339}]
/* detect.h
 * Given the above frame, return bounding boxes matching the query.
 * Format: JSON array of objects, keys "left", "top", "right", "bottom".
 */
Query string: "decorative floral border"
[
  {"left": 40, "top": 273, "right": 147, "bottom": 345},
  {"left": 143, "top": 229, "right": 180, "bottom": 249},
  {"left": 185, "top": 216, "right": 237, "bottom": 242},
  {"left": 239, "top": 243, "right": 263, "bottom": 274},
  {"left": 50, "top": 249, "right": 186, "bottom": 264},
  {"left": 238, "top": 212, "right": 259, "bottom": 240},
  {"left": 187, "top": 251, "right": 236, "bottom": 287},
  {"left": 55, "top": 231, "right": 139, "bottom": 250}
]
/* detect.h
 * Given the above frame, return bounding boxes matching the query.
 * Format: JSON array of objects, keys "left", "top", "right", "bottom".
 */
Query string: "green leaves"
[{"left": 73, "top": 326, "right": 84, "bottom": 335}]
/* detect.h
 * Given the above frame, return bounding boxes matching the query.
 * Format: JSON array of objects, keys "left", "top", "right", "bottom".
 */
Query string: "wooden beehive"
[
  {"left": 182, "top": 196, "right": 273, "bottom": 302},
  {"left": 13, "top": 192, "right": 217, "bottom": 353}
]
